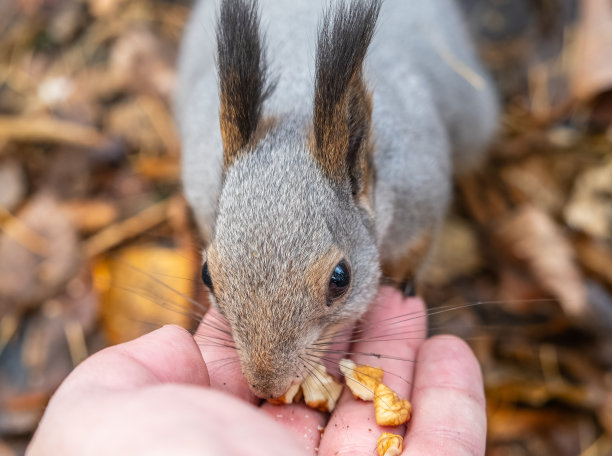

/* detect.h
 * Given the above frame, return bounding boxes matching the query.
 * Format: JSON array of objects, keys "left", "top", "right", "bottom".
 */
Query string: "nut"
[
  {"left": 374, "top": 383, "right": 412, "bottom": 426},
  {"left": 339, "top": 358, "right": 384, "bottom": 401},
  {"left": 266, "top": 382, "right": 302, "bottom": 405},
  {"left": 377, "top": 432, "right": 403, "bottom": 456},
  {"left": 301, "top": 364, "right": 343, "bottom": 412}
]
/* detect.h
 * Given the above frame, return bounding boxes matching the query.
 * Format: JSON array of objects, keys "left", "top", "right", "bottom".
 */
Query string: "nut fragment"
[
  {"left": 301, "top": 364, "right": 343, "bottom": 412},
  {"left": 377, "top": 432, "right": 403, "bottom": 456},
  {"left": 339, "top": 358, "right": 384, "bottom": 401},
  {"left": 267, "top": 382, "right": 302, "bottom": 405},
  {"left": 374, "top": 383, "right": 412, "bottom": 426}
]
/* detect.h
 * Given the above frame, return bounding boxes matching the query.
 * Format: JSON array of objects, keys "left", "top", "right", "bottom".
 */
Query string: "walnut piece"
[
  {"left": 339, "top": 358, "right": 384, "bottom": 401},
  {"left": 377, "top": 432, "right": 403, "bottom": 456},
  {"left": 374, "top": 383, "right": 412, "bottom": 426},
  {"left": 301, "top": 364, "right": 343, "bottom": 412},
  {"left": 266, "top": 382, "right": 302, "bottom": 405}
]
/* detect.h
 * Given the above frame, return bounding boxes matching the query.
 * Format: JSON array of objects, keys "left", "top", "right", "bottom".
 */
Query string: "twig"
[
  {"left": 0, "top": 115, "right": 107, "bottom": 149},
  {"left": 0, "top": 206, "right": 51, "bottom": 257},
  {"left": 83, "top": 198, "right": 171, "bottom": 258}
]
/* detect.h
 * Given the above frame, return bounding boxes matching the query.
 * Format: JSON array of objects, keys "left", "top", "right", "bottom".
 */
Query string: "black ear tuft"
[
  {"left": 217, "top": 0, "right": 273, "bottom": 167},
  {"left": 312, "top": 0, "right": 381, "bottom": 195}
]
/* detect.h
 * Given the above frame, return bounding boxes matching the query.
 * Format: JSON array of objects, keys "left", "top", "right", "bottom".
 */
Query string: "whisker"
[
  {"left": 117, "top": 259, "right": 209, "bottom": 313},
  {"left": 317, "top": 298, "right": 557, "bottom": 343},
  {"left": 302, "top": 352, "right": 413, "bottom": 387},
  {"left": 313, "top": 327, "right": 428, "bottom": 346},
  {"left": 308, "top": 348, "right": 417, "bottom": 364},
  {"left": 193, "top": 334, "right": 238, "bottom": 350},
  {"left": 116, "top": 284, "right": 207, "bottom": 323},
  {"left": 299, "top": 355, "right": 336, "bottom": 404}
]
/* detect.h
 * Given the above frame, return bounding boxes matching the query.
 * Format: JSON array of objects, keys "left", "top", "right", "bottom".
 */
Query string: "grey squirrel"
[{"left": 175, "top": 0, "right": 498, "bottom": 400}]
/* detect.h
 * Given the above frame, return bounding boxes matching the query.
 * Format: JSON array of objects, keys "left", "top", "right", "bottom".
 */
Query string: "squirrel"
[{"left": 175, "top": 0, "right": 498, "bottom": 400}]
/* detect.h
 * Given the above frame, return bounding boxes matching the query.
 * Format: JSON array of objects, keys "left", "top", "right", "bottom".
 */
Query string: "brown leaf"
[
  {"left": 0, "top": 159, "right": 26, "bottom": 212},
  {"left": 60, "top": 199, "right": 119, "bottom": 234},
  {"left": 0, "top": 115, "right": 107, "bottom": 149},
  {"left": 494, "top": 205, "right": 587, "bottom": 319},
  {"left": 0, "top": 194, "right": 80, "bottom": 315},
  {"left": 570, "top": 1, "right": 612, "bottom": 102},
  {"left": 564, "top": 157, "right": 612, "bottom": 241},
  {"left": 94, "top": 244, "right": 197, "bottom": 344},
  {"left": 574, "top": 237, "right": 612, "bottom": 286},
  {"left": 109, "top": 28, "right": 176, "bottom": 99},
  {"left": 426, "top": 216, "right": 484, "bottom": 285}
]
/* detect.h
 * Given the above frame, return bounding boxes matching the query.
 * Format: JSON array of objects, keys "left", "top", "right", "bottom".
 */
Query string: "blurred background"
[{"left": 0, "top": 0, "right": 611, "bottom": 454}]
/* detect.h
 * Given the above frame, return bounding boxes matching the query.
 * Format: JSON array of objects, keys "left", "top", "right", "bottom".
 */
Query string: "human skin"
[{"left": 28, "top": 287, "right": 486, "bottom": 455}]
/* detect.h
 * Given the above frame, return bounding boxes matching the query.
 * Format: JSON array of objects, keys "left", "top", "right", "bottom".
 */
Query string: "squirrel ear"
[
  {"left": 217, "top": 0, "right": 272, "bottom": 168},
  {"left": 312, "top": 0, "right": 381, "bottom": 199}
]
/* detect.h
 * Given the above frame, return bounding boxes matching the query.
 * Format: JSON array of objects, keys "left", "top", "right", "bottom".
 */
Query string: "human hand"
[
  {"left": 28, "top": 325, "right": 309, "bottom": 455},
  {"left": 29, "top": 287, "right": 486, "bottom": 455},
  {"left": 197, "top": 286, "right": 487, "bottom": 455}
]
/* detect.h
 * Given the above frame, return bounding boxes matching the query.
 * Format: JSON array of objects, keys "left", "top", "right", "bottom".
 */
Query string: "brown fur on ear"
[
  {"left": 217, "top": 0, "right": 273, "bottom": 168},
  {"left": 312, "top": 0, "right": 380, "bottom": 198}
]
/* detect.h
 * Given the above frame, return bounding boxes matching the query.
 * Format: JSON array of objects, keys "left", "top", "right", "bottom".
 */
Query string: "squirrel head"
[{"left": 203, "top": 0, "right": 382, "bottom": 399}]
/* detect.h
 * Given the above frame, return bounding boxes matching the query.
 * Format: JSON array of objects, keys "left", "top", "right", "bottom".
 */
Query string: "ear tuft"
[
  {"left": 217, "top": 0, "right": 272, "bottom": 168},
  {"left": 313, "top": 0, "right": 381, "bottom": 197}
]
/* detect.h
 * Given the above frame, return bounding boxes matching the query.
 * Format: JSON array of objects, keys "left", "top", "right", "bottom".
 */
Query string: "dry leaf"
[
  {"left": 94, "top": 244, "right": 197, "bottom": 344},
  {"left": 426, "top": 216, "right": 483, "bottom": 285},
  {"left": 494, "top": 205, "right": 587, "bottom": 319},
  {"left": 110, "top": 28, "right": 176, "bottom": 99},
  {"left": 564, "top": 158, "right": 612, "bottom": 241},
  {"left": 0, "top": 159, "right": 26, "bottom": 212},
  {"left": 0, "top": 115, "right": 107, "bottom": 149},
  {"left": 570, "top": 1, "right": 612, "bottom": 102},
  {"left": 0, "top": 194, "right": 80, "bottom": 314},
  {"left": 60, "top": 199, "right": 119, "bottom": 233},
  {"left": 106, "top": 98, "right": 165, "bottom": 153}
]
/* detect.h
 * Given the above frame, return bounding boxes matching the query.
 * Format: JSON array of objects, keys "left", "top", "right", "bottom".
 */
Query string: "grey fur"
[{"left": 175, "top": 0, "right": 498, "bottom": 398}]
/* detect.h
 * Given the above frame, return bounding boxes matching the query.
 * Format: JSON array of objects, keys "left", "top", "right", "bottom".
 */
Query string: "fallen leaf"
[
  {"left": 0, "top": 115, "right": 107, "bottom": 149},
  {"left": 94, "top": 243, "right": 197, "bottom": 344},
  {"left": 109, "top": 28, "right": 176, "bottom": 99},
  {"left": 426, "top": 216, "right": 484, "bottom": 285},
  {"left": 570, "top": 1, "right": 612, "bottom": 102},
  {"left": 494, "top": 205, "right": 587, "bottom": 319},
  {"left": 0, "top": 159, "right": 26, "bottom": 212},
  {"left": 60, "top": 199, "right": 119, "bottom": 234},
  {"left": 564, "top": 158, "right": 612, "bottom": 241},
  {"left": 0, "top": 194, "right": 80, "bottom": 315}
]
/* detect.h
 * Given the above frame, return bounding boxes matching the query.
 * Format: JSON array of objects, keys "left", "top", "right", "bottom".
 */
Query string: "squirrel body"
[{"left": 176, "top": 0, "right": 498, "bottom": 399}]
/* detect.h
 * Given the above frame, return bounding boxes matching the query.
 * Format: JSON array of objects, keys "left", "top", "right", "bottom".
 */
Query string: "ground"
[{"left": 0, "top": 0, "right": 611, "bottom": 454}]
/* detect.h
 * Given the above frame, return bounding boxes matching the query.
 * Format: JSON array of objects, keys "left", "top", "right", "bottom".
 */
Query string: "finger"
[
  {"left": 261, "top": 402, "right": 327, "bottom": 455},
  {"left": 319, "top": 287, "right": 427, "bottom": 455},
  {"left": 193, "top": 306, "right": 257, "bottom": 404},
  {"left": 61, "top": 325, "right": 209, "bottom": 392},
  {"left": 403, "top": 335, "right": 486, "bottom": 456},
  {"left": 32, "top": 384, "right": 310, "bottom": 456}
]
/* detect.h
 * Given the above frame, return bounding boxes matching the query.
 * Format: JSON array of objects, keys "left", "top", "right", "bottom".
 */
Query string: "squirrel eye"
[
  {"left": 201, "top": 262, "right": 213, "bottom": 291},
  {"left": 327, "top": 260, "right": 350, "bottom": 304}
]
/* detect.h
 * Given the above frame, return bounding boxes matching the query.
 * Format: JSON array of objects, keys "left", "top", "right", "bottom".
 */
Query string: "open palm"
[{"left": 29, "top": 287, "right": 486, "bottom": 456}]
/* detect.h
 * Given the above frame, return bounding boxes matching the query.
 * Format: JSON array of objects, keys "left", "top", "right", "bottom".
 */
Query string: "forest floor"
[{"left": 0, "top": 0, "right": 611, "bottom": 454}]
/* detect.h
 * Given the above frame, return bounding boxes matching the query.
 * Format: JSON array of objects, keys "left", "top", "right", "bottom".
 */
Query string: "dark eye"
[
  {"left": 201, "top": 262, "right": 213, "bottom": 291},
  {"left": 327, "top": 260, "right": 350, "bottom": 304}
]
